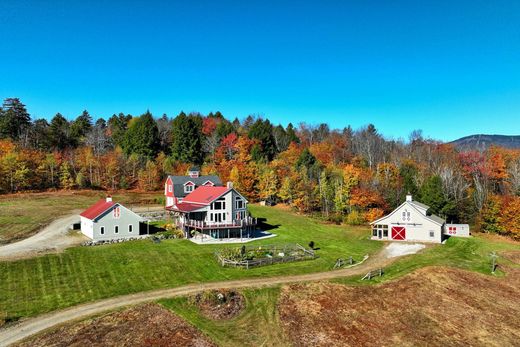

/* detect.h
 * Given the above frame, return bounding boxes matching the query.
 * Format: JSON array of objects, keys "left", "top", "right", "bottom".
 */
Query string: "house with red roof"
[
  {"left": 168, "top": 182, "right": 257, "bottom": 240},
  {"left": 80, "top": 197, "right": 144, "bottom": 241}
]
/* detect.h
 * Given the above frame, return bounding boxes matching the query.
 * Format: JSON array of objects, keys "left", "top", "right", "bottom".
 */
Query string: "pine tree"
[
  {"left": 121, "top": 111, "right": 160, "bottom": 159},
  {"left": 170, "top": 112, "right": 203, "bottom": 164},
  {"left": 0, "top": 98, "right": 31, "bottom": 141}
]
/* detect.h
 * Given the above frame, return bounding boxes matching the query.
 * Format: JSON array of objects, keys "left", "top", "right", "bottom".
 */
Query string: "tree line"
[{"left": 1, "top": 98, "right": 519, "bottom": 239}]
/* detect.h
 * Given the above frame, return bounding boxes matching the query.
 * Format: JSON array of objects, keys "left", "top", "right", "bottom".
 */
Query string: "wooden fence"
[{"left": 215, "top": 243, "right": 316, "bottom": 269}]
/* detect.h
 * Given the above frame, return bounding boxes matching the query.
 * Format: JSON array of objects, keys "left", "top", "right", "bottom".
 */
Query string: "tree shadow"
[
  {"left": 256, "top": 217, "right": 280, "bottom": 232},
  {"left": 139, "top": 222, "right": 165, "bottom": 236}
]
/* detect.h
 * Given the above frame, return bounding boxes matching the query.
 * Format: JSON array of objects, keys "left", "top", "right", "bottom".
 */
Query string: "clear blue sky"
[{"left": 1, "top": 0, "right": 519, "bottom": 141}]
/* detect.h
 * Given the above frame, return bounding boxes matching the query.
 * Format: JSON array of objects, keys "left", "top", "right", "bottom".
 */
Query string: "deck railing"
[{"left": 177, "top": 216, "right": 257, "bottom": 229}]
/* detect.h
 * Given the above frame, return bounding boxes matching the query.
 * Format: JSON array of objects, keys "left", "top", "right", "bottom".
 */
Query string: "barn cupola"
[
  {"left": 188, "top": 166, "right": 200, "bottom": 178},
  {"left": 406, "top": 193, "right": 412, "bottom": 202},
  {"left": 106, "top": 196, "right": 113, "bottom": 202}
]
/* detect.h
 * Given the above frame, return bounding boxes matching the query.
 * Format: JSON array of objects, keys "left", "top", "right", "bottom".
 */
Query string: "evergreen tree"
[
  {"left": 70, "top": 110, "right": 93, "bottom": 146},
  {"left": 0, "top": 98, "right": 31, "bottom": 140},
  {"left": 399, "top": 162, "right": 419, "bottom": 199},
  {"left": 286, "top": 123, "right": 300, "bottom": 144},
  {"left": 108, "top": 113, "right": 132, "bottom": 147},
  {"left": 49, "top": 113, "right": 72, "bottom": 150},
  {"left": 248, "top": 118, "right": 276, "bottom": 161},
  {"left": 120, "top": 111, "right": 160, "bottom": 160},
  {"left": 419, "top": 175, "right": 446, "bottom": 216},
  {"left": 170, "top": 112, "right": 203, "bottom": 164}
]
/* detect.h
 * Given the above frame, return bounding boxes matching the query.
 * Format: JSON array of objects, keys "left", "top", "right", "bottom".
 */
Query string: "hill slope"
[{"left": 451, "top": 134, "right": 520, "bottom": 151}]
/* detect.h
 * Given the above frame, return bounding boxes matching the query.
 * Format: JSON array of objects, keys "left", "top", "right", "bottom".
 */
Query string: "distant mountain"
[{"left": 451, "top": 134, "right": 520, "bottom": 151}]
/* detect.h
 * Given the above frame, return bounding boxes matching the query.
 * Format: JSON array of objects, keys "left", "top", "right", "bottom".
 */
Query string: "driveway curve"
[
  {"left": 0, "top": 206, "right": 164, "bottom": 261},
  {"left": 0, "top": 247, "right": 407, "bottom": 346}
]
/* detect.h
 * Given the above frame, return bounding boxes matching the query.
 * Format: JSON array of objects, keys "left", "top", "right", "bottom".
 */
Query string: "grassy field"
[
  {"left": 0, "top": 205, "right": 381, "bottom": 321},
  {"left": 334, "top": 233, "right": 520, "bottom": 286},
  {"left": 0, "top": 190, "right": 162, "bottom": 244},
  {"left": 159, "top": 287, "right": 290, "bottom": 347}
]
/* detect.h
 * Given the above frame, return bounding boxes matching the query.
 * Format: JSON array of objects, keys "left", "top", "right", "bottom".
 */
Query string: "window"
[
  {"left": 372, "top": 229, "right": 377, "bottom": 236},
  {"left": 235, "top": 196, "right": 244, "bottom": 209},
  {"left": 168, "top": 185, "right": 172, "bottom": 192},
  {"left": 214, "top": 198, "right": 225, "bottom": 210},
  {"left": 184, "top": 185, "right": 194, "bottom": 193},
  {"left": 210, "top": 213, "right": 213, "bottom": 222},
  {"left": 383, "top": 229, "right": 388, "bottom": 237},
  {"left": 129, "top": 224, "right": 133, "bottom": 233},
  {"left": 100, "top": 226, "right": 105, "bottom": 235},
  {"left": 429, "top": 231, "right": 434, "bottom": 237},
  {"left": 113, "top": 207, "right": 120, "bottom": 219},
  {"left": 115, "top": 226, "right": 119, "bottom": 234}
]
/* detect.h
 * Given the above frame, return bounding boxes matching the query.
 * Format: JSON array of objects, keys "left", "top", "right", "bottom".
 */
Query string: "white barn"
[{"left": 370, "top": 194, "right": 445, "bottom": 243}]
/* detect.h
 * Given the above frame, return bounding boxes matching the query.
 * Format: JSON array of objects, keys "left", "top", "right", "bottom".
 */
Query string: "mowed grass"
[
  {"left": 334, "top": 233, "right": 520, "bottom": 286},
  {"left": 159, "top": 286, "right": 290, "bottom": 347},
  {"left": 0, "top": 190, "right": 161, "bottom": 244},
  {"left": 0, "top": 205, "right": 381, "bottom": 321}
]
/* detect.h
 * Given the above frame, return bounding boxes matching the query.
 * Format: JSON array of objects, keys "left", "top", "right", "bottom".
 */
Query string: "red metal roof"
[
  {"left": 169, "top": 202, "right": 207, "bottom": 213},
  {"left": 183, "top": 186, "right": 230, "bottom": 205},
  {"left": 80, "top": 199, "right": 115, "bottom": 220}
]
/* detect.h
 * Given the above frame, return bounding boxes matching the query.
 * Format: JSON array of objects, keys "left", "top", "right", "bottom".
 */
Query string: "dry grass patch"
[
  {"left": 15, "top": 303, "right": 215, "bottom": 347},
  {"left": 279, "top": 261, "right": 520, "bottom": 347}
]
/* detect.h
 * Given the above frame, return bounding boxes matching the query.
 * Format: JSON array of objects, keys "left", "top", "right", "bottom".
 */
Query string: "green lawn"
[
  {"left": 0, "top": 205, "right": 381, "bottom": 321},
  {"left": 0, "top": 190, "right": 162, "bottom": 244},
  {"left": 334, "top": 234, "right": 520, "bottom": 286},
  {"left": 159, "top": 287, "right": 290, "bottom": 347}
]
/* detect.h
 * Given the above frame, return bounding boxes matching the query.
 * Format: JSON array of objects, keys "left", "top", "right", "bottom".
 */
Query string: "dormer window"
[{"left": 184, "top": 185, "right": 194, "bottom": 193}]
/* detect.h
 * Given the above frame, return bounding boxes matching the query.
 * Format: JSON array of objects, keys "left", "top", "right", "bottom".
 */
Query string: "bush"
[
  {"left": 345, "top": 210, "right": 365, "bottom": 225},
  {"left": 155, "top": 196, "right": 165, "bottom": 205}
]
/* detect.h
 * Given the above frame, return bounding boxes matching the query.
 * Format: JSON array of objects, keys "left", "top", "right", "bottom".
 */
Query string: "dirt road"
[
  {"left": 0, "top": 206, "right": 164, "bottom": 261},
  {"left": 0, "top": 248, "right": 402, "bottom": 346}
]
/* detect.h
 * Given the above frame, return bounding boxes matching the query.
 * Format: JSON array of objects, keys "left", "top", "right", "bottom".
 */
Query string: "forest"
[{"left": 0, "top": 98, "right": 519, "bottom": 239}]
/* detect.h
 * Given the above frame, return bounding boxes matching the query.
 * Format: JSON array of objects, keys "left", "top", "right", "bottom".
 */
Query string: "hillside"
[{"left": 451, "top": 134, "right": 520, "bottom": 151}]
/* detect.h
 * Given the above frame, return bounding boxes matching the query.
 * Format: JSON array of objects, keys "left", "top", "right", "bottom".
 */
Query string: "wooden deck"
[{"left": 177, "top": 217, "right": 257, "bottom": 231}]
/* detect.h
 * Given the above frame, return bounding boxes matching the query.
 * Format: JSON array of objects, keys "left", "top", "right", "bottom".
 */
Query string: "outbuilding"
[
  {"left": 370, "top": 194, "right": 445, "bottom": 243},
  {"left": 80, "top": 197, "right": 144, "bottom": 241}
]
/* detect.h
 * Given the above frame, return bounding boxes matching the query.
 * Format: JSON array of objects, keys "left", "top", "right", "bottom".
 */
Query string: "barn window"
[
  {"left": 383, "top": 229, "right": 388, "bottom": 237},
  {"left": 429, "top": 231, "right": 434, "bottom": 237},
  {"left": 115, "top": 225, "right": 119, "bottom": 234},
  {"left": 113, "top": 207, "right": 120, "bottom": 219},
  {"left": 184, "top": 185, "right": 194, "bottom": 193},
  {"left": 128, "top": 224, "right": 133, "bottom": 233},
  {"left": 168, "top": 185, "right": 172, "bottom": 192},
  {"left": 100, "top": 226, "right": 105, "bottom": 235}
]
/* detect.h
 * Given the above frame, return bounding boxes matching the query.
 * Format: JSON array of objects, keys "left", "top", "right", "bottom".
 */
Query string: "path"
[
  {"left": 0, "top": 246, "right": 409, "bottom": 346},
  {"left": 0, "top": 206, "right": 164, "bottom": 261}
]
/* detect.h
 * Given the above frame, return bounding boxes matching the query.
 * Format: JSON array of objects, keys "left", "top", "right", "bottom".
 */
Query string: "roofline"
[
  {"left": 370, "top": 201, "right": 444, "bottom": 226},
  {"left": 182, "top": 187, "right": 248, "bottom": 205}
]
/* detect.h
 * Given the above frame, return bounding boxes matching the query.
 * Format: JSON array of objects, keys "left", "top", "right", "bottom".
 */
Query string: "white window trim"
[
  {"left": 184, "top": 184, "right": 195, "bottom": 193},
  {"left": 168, "top": 185, "right": 172, "bottom": 192},
  {"left": 129, "top": 224, "right": 133, "bottom": 233}
]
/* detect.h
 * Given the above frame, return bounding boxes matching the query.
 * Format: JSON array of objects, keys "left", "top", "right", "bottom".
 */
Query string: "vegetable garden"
[{"left": 215, "top": 243, "right": 317, "bottom": 269}]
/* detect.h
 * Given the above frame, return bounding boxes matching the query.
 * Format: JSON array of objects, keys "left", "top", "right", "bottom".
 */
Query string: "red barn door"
[{"left": 391, "top": 226, "right": 406, "bottom": 240}]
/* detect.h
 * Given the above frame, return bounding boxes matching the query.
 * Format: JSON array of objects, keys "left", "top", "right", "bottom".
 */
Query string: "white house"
[
  {"left": 80, "top": 197, "right": 144, "bottom": 241},
  {"left": 370, "top": 194, "right": 446, "bottom": 243},
  {"left": 167, "top": 182, "right": 256, "bottom": 239}
]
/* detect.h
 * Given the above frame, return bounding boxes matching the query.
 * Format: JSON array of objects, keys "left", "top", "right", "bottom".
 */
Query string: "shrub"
[{"left": 345, "top": 210, "right": 365, "bottom": 225}]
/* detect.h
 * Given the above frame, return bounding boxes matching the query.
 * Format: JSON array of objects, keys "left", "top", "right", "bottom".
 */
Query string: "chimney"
[
  {"left": 406, "top": 193, "right": 412, "bottom": 202},
  {"left": 106, "top": 196, "right": 113, "bottom": 202},
  {"left": 227, "top": 181, "right": 233, "bottom": 189}
]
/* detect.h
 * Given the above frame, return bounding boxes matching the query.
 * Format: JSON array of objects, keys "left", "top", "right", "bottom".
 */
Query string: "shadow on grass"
[{"left": 256, "top": 218, "right": 280, "bottom": 232}]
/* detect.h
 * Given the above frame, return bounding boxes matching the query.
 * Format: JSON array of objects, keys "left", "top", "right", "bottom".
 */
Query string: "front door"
[{"left": 391, "top": 226, "right": 406, "bottom": 240}]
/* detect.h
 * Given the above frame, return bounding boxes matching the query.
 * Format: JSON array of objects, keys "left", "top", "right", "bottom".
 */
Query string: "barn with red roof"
[
  {"left": 80, "top": 197, "right": 144, "bottom": 241},
  {"left": 168, "top": 182, "right": 257, "bottom": 240}
]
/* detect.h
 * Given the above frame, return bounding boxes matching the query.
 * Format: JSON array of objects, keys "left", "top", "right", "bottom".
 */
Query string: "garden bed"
[{"left": 215, "top": 243, "right": 316, "bottom": 269}]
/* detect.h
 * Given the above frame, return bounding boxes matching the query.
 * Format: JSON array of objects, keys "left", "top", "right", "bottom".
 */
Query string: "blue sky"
[{"left": 0, "top": 0, "right": 519, "bottom": 141}]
